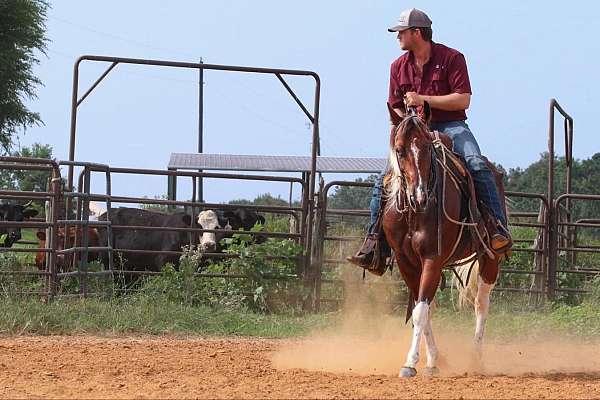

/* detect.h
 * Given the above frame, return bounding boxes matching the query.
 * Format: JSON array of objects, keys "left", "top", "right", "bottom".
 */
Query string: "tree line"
[{"left": 327, "top": 153, "right": 600, "bottom": 225}]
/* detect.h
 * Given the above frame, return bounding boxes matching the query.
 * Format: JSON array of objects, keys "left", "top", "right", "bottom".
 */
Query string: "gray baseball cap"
[{"left": 388, "top": 8, "right": 432, "bottom": 32}]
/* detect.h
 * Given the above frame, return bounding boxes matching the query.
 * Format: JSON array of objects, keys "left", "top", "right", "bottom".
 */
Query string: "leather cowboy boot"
[
  {"left": 346, "top": 208, "right": 391, "bottom": 274},
  {"left": 346, "top": 233, "right": 378, "bottom": 268},
  {"left": 490, "top": 220, "right": 512, "bottom": 252}
]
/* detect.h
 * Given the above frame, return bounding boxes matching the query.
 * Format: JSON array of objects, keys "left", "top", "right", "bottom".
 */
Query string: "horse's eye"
[{"left": 396, "top": 148, "right": 406, "bottom": 158}]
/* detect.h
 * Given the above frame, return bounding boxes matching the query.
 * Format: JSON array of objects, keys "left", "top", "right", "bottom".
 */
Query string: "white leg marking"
[
  {"left": 404, "top": 301, "right": 430, "bottom": 369},
  {"left": 423, "top": 302, "right": 439, "bottom": 369},
  {"left": 474, "top": 277, "right": 494, "bottom": 357}
]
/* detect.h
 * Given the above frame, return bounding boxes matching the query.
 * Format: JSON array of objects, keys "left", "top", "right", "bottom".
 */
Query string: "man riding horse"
[{"left": 348, "top": 8, "right": 512, "bottom": 269}]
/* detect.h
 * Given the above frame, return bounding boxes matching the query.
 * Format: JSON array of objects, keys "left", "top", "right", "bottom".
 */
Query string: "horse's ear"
[
  {"left": 421, "top": 101, "right": 432, "bottom": 124},
  {"left": 387, "top": 102, "right": 403, "bottom": 126}
]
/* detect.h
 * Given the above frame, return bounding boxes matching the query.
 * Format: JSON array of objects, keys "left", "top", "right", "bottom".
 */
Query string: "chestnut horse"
[{"left": 382, "top": 104, "right": 505, "bottom": 377}]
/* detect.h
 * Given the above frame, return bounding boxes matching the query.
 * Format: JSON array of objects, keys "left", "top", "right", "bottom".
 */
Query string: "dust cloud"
[{"left": 272, "top": 270, "right": 600, "bottom": 377}]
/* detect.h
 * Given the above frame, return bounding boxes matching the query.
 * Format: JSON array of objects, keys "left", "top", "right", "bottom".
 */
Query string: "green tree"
[
  {"left": 229, "top": 193, "right": 291, "bottom": 207},
  {"left": 505, "top": 152, "right": 600, "bottom": 232},
  {"left": 0, "top": 0, "right": 49, "bottom": 153},
  {"left": 327, "top": 174, "right": 377, "bottom": 210},
  {"left": 10, "top": 142, "right": 53, "bottom": 191}
]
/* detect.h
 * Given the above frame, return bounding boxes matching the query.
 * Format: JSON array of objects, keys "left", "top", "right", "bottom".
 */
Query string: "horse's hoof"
[
  {"left": 399, "top": 366, "right": 417, "bottom": 378},
  {"left": 423, "top": 366, "right": 440, "bottom": 377}
]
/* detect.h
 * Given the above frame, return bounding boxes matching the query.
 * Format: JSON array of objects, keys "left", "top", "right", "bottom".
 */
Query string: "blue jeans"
[{"left": 369, "top": 120, "right": 506, "bottom": 230}]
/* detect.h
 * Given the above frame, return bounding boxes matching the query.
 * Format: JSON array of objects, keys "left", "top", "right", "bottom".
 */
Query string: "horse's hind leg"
[
  {"left": 472, "top": 258, "right": 498, "bottom": 369},
  {"left": 422, "top": 302, "right": 440, "bottom": 376}
]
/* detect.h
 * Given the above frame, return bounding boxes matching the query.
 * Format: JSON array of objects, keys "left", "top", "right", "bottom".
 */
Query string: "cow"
[
  {"left": 0, "top": 202, "right": 39, "bottom": 247},
  {"left": 197, "top": 208, "right": 266, "bottom": 252},
  {"left": 96, "top": 207, "right": 194, "bottom": 273},
  {"left": 35, "top": 226, "right": 100, "bottom": 271}
]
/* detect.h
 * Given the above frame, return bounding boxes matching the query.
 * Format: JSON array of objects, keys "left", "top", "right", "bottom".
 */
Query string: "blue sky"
[{"left": 21, "top": 0, "right": 599, "bottom": 203}]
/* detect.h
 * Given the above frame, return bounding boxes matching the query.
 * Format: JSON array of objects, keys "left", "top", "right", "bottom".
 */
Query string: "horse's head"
[{"left": 388, "top": 102, "right": 434, "bottom": 213}]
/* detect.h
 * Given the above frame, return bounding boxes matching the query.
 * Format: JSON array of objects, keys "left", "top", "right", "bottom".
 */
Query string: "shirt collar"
[{"left": 407, "top": 41, "right": 437, "bottom": 66}]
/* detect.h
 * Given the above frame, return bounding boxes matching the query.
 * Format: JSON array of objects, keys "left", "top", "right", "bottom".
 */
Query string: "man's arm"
[{"left": 404, "top": 92, "right": 470, "bottom": 111}]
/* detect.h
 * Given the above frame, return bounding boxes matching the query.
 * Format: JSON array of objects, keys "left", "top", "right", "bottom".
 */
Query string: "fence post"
[
  {"left": 48, "top": 172, "right": 61, "bottom": 301},
  {"left": 312, "top": 177, "right": 326, "bottom": 312},
  {"left": 547, "top": 201, "right": 557, "bottom": 299}
]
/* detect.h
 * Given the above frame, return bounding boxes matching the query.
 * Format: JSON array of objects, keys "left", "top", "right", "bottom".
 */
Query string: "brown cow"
[{"left": 35, "top": 227, "right": 100, "bottom": 271}]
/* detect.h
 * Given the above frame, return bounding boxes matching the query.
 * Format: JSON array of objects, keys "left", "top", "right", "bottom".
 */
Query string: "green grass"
[
  {"left": 0, "top": 297, "right": 334, "bottom": 337},
  {"left": 0, "top": 294, "right": 599, "bottom": 340}
]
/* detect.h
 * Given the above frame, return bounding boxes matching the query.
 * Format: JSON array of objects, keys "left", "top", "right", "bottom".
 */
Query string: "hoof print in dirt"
[{"left": 423, "top": 366, "right": 440, "bottom": 377}]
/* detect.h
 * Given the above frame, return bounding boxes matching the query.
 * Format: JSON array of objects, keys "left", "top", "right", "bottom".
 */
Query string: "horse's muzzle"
[{"left": 410, "top": 192, "right": 428, "bottom": 213}]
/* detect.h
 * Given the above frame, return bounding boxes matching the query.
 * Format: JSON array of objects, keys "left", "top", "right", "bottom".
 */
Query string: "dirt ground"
[{"left": 1, "top": 335, "right": 599, "bottom": 399}]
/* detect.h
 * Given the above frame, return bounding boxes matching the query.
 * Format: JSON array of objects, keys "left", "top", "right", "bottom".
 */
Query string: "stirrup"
[{"left": 491, "top": 221, "right": 512, "bottom": 254}]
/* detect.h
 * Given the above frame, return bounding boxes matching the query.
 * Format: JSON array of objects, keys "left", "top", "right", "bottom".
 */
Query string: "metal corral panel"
[{"left": 168, "top": 153, "right": 386, "bottom": 173}]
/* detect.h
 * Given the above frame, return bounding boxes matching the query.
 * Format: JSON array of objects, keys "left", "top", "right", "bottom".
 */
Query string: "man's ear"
[
  {"left": 421, "top": 101, "right": 432, "bottom": 125},
  {"left": 387, "top": 102, "right": 403, "bottom": 126}
]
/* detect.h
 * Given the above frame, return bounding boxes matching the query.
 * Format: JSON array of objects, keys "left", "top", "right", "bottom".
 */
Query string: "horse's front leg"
[{"left": 400, "top": 258, "right": 442, "bottom": 378}]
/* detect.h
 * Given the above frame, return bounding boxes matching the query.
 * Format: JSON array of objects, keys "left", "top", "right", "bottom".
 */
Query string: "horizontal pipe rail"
[
  {"left": 65, "top": 193, "right": 304, "bottom": 213},
  {"left": 61, "top": 162, "right": 306, "bottom": 184}
]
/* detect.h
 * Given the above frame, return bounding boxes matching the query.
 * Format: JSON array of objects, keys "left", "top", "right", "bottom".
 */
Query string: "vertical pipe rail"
[
  {"left": 48, "top": 174, "right": 61, "bottom": 300},
  {"left": 304, "top": 75, "right": 320, "bottom": 305},
  {"left": 80, "top": 167, "right": 92, "bottom": 298},
  {"left": 104, "top": 168, "right": 115, "bottom": 283},
  {"left": 547, "top": 99, "right": 574, "bottom": 299},
  {"left": 547, "top": 103, "right": 556, "bottom": 298},
  {"left": 198, "top": 58, "right": 204, "bottom": 204}
]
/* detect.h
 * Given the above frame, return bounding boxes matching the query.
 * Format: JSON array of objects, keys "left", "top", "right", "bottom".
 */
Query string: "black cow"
[
  {"left": 0, "top": 202, "right": 39, "bottom": 247},
  {"left": 197, "top": 208, "right": 266, "bottom": 252},
  {"left": 97, "top": 207, "right": 194, "bottom": 273}
]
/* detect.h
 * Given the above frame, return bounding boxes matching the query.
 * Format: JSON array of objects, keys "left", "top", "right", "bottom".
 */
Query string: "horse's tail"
[{"left": 453, "top": 258, "right": 479, "bottom": 310}]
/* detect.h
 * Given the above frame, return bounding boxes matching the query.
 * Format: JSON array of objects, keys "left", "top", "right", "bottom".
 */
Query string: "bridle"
[{"left": 393, "top": 110, "right": 438, "bottom": 214}]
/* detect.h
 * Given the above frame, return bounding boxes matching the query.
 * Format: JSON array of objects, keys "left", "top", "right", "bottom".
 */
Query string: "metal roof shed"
[{"left": 168, "top": 153, "right": 386, "bottom": 173}]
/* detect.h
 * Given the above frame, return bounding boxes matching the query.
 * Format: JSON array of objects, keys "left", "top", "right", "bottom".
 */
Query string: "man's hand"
[{"left": 404, "top": 92, "right": 424, "bottom": 107}]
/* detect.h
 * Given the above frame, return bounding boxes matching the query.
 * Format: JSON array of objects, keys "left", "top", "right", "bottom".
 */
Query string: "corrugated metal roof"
[{"left": 168, "top": 153, "right": 386, "bottom": 173}]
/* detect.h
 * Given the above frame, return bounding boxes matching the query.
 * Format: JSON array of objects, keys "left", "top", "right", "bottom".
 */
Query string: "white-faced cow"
[
  {"left": 197, "top": 208, "right": 266, "bottom": 252},
  {"left": 0, "top": 202, "right": 39, "bottom": 247}
]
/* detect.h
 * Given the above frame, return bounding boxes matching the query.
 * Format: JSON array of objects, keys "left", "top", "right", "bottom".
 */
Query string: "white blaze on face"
[{"left": 198, "top": 210, "right": 220, "bottom": 251}]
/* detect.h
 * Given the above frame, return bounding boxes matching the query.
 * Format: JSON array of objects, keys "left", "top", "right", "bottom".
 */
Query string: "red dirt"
[{"left": 0, "top": 335, "right": 599, "bottom": 399}]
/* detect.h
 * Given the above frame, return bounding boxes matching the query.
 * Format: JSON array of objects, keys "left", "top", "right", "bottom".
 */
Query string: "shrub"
[
  {"left": 137, "top": 234, "right": 308, "bottom": 314},
  {"left": 219, "top": 233, "right": 307, "bottom": 313}
]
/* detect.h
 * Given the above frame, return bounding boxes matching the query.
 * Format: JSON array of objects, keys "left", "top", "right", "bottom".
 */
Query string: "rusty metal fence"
[
  {"left": 0, "top": 52, "right": 593, "bottom": 307},
  {"left": 0, "top": 156, "right": 596, "bottom": 304}
]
